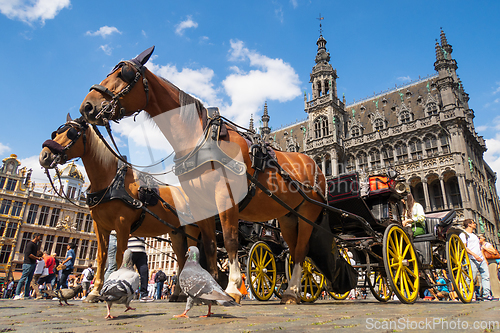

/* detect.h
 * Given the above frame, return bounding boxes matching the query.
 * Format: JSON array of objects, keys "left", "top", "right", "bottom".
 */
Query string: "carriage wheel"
[
  {"left": 273, "top": 274, "right": 288, "bottom": 299},
  {"left": 327, "top": 248, "right": 351, "bottom": 300},
  {"left": 247, "top": 241, "right": 277, "bottom": 301},
  {"left": 286, "top": 255, "right": 325, "bottom": 303},
  {"left": 367, "top": 270, "right": 392, "bottom": 302},
  {"left": 446, "top": 233, "right": 474, "bottom": 303},
  {"left": 382, "top": 224, "right": 419, "bottom": 303}
]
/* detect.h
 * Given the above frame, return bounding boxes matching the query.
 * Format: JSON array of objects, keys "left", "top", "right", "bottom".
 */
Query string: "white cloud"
[
  {"left": 0, "top": 0, "right": 70, "bottom": 24},
  {"left": 175, "top": 15, "right": 198, "bottom": 36},
  {"left": 484, "top": 133, "right": 500, "bottom": 193},
  {"left": 85, "top": 26, "right": 122, "bottom": 38},
  {"left": 475, "top": 125, "right": 488, "bottom": 132},
  {"left": 492, "top": 82, "right": 500, "bottom": 95},
  {"left": 222, "top": 39, "right": 301, "bottom": 125},
  {"left": 99, "top": 44, "right": 112, "bottom": 56},
  {"left": 147, "top": 60, "right": 221, "bottom": 107},
  {"left": 0, "top": 142, "right": 10, "bottom": 155},
  {"left": 397, "top": 76, "right": 411, "bottom": 82},
  {"left": 290, "top": 0, "right": 298, "bottom": 8}
]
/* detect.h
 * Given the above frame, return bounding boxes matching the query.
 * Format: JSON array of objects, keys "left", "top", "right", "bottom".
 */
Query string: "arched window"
[
  {"left": 346, "top": 155, "right": 355, "bottom": 172},
  {"left": 426, "top": 102, "right": 438, "bottom": 116},
  {"left": 369, "top": 149, "right": 381, "bottom": 170},
  {"left": 412, "top": 182, "right": 426, "bottom": 209},
  {"left": 381, "top": 145, "right": 394, "bottom": 166},
  {"left": 351, "top": 126, "right": 361, "bottom": 138},
  {"left": 424, "top": 135, "right": 438, "bottom": 156},
  {"left": 430, "top": 179, "right": 444, "bottom": 210},
  {"left": 446, "top": 176, "right": 462, "bottom": 208},
  {"left": 357, "top": 152, "right": 367, "bottom": 171},
  {"left": 314, "top": 116, "right": 329, "bottom": 139},
  {"left": 400, "top": 111, "right": 412, "bottom": 123},
  {"left": 374, "top": 118, "right": 384, "bottom": 131},
  {"left": 408, "top": 139, "right": 423, "bottom": 160},
  {"left": 394, "top": 142, "right": 408, "bottom": 163}
]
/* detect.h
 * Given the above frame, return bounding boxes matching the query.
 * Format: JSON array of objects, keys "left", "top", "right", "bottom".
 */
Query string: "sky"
[{"left": 0, "top": 0, "right": 499, "bottom": 191}]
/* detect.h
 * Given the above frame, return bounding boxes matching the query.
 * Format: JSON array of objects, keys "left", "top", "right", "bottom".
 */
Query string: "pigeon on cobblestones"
[
  {"left": 56, "top": 285, "right": 82, "bottom": 306},
  {"left": 99, "top": 249, "right": 140, "bottom": 319},
  {"left": 174, "top": 246, "right": 238, "bottom": 318}
]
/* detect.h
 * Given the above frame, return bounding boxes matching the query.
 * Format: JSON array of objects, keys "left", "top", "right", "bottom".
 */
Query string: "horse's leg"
[
  {"left": 217, "top": 199, "right": 242, "bottom": 303},
  {"left": 168, "top": 230, "right": 189, "bottom": 302},
  {"left": 278, "top": 214, "right": 301, "bottom": 304},
  {"left": 85, "top": 221, "right": 109, "bottom": 303},
  {"left": 197, "top": 217, "right": 218, "bottom": 279}
]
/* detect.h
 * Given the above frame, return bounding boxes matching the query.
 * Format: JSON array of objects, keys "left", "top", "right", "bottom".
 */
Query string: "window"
[
  {"left": 75, "top": 212, "right": 85, "bottom": 231},
  {"left": 84, "top": 214, "right": 93, "bottom": 233},
  {"left": 346, "top": 155, "right": 355, "bottom": 172},
  {"left": 54, "top": 236, "right": 70, "bottom": 257},
  {"left": 5, "top": 222, "right": 17, "bottom": 238},
  {"left": 11, "top": 201, "right": 23, "bottom": 217},
  {"left": 430, "top": 180, "right": 444, "bottom": 210},
  {"left": 38, "top": 206, "right": 50, "bottom": 226},
  {"left": 68, "top": 186, "right": 76, "bottom": 199},
  {"left": 409, "top": 139, "right": 423, "bottom": 160},
  {"left": 426, "top": 102, "right": 438, "bottom": 116},
  {"left": 357, "top": 153, "right": 367, "bottom": 171},
  {"left": 395, "top": 142, "right": 408, "bottom": 163},
  {"left": 26, "top": 204, "right": 39, "bottom": 224},
  {"left": 400, "top": 111, "right": 411, "bottom": 123},
  {"left": 89, "top": 241, "right": 98, "bottom": 260},
  {"left": 413, "top": 183, "right": 426, "bottom": 209},
  {"left": 44, "top": 235, "right": 55, "bottom": 253},
  {"left": 5, "top": 179, "right": 17, "bottom": 191},
  {"left": 0, "top": 220, "right": 6, "bottom": 237},
  {"left": 49, "top": 208, "right": 60, "bottom": 227},
  {"left": 79, "top": 239, "right": 89, "bottom": 259},
  {"left": 440, "top": 135, "right": 450, "bottom": 154},
  {"left": 424, "top": 135, "right": 438, "bottom": 156},
  {"left": 374, "top": 119, "right": 384, "bottom": 131},
  {"left": 447, "top": 177, "right": 462, "bottom": 208},
  {"left": 314, "top": 116, "right": 329, "bottom": 139},
  {"left": 351, "top": 126, "right": 361, "bottom": 138},
  {"left": 0, "top": 245, "right": 12, "bottom": 264},
  {"left": 369, "top": 150, "right": 381, "bottom": 170},
  {"left": 0, "top": 200, "right": 11, "bottom": 215},
  {"left": 381, "top": 146, "right": 394, "bottom": 166},
  {"left": 19, "top": 232, "right": 33, "bottom": 254},
  {"left": 0, "top": 177, "right": 6, "bottom": 189}
]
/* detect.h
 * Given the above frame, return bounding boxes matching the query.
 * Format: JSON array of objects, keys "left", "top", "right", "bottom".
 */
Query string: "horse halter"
[
  {"left": 89, "top": 60, "right": 150, "bottom": 122},
  {"left": 42, "top": 120, "right": 88, "bottom": 167}
]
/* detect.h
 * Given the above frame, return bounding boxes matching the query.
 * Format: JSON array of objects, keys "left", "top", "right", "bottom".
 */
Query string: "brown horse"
[
  {"left": 79, "top": 46, "right": 326, "bottom": 304},
  {"left": 39, "top": 115, "right": 218, "bottom": 302}
]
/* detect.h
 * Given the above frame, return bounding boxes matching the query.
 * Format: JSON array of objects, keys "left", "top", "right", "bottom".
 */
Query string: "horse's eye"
[
  {"left": 67, "top": 128, "right": 79, "bottom": 140},
  {"left": 51, "top": 131, "right": 57, "bottom": 140},
  {"left": 120, "top": 65, "right": 136, "bottom": 83}
]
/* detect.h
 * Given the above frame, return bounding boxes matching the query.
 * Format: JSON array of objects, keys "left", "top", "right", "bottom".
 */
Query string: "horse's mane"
[{"left": 87, "top": 126, "right": 117, "bottom": 170}]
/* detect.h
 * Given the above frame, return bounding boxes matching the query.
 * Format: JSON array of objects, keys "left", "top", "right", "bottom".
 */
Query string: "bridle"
[
  {"left": 89, "top": 60, "right": 150, "bottom": 122},
  {"left": 42, "top": 120, "right": 88, "bottom": 168}
]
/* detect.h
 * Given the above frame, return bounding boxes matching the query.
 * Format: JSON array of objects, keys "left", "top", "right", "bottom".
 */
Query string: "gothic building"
[{"left": 267, "top": 30, "right": 500, "bottom": 246}]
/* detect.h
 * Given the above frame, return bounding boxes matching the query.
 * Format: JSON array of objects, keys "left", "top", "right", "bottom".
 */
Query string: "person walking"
[
  {"left": 37, "top": 252, "right": 56, "bottom": 298},
  {"left": 479, "top": 234, "right": 500, "bottom": 298},
  {"left": 14, "top": 233, "right": 43, "bottom": 300},
  {"left": 128, "top": 236, "right": 154, "bottom": 302},
  {"left": 81, "top": 264, "right": 94, "bottom": 300},
  {"left": 59, "top": 243, "right": 76, "bottom": 289},
  {"left": 459, "top": 219, "right": 493, "bottom": 301},
  {"left": 154, "top": 270, "right": 167, "bottom": 300}
]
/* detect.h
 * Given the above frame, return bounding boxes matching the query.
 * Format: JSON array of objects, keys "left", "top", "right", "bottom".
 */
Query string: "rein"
[{"left": 44, "top": 167, "right": 89, "bottom": 209}]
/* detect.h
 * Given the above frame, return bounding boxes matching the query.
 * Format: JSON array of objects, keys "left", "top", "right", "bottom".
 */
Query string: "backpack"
[
  {"left": 155, "top": 270, "right": 167, "bottom": 283},
  {"left": 86, "top": 268, "right": 94, "bottom": 281}
]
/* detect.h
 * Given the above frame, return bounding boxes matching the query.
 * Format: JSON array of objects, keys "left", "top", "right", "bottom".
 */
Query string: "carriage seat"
[{"left": 413, "top": 210, "right": 456, "bottom": 243}]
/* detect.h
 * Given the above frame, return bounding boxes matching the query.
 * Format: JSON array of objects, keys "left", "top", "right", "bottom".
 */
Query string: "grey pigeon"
[
  {"left": 174, "top": 246, "right": 239, "bottom": 318},
  {"left": 56, "top": 285, "right": 82, "bottom": 306},
  {"left": 99, "top": 249, "right": 140, "bottom": 319}
]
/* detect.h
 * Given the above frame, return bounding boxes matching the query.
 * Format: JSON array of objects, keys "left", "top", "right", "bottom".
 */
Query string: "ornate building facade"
[
  {"left": 267, "top": 30, "right": 500, "bottom": 246},
  {"left": 0, "top": 155, "right": 97, "bottom": 282}
]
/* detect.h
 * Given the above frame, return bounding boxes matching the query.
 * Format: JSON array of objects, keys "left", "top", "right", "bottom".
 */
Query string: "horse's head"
[
  {"left": 39, "top": 114, "right": 89, "bottom": 169},
  {"left": 80, "top": 46, "right": 155, "bottom": 126}
]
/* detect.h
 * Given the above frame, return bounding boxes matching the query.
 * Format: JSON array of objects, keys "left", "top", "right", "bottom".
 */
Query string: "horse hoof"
[
  {"left": 228, "top": 293, "right": 241, "bottom": 304},
  {"left": 280, "top": 294, "right": 300, "bottom": 304}
]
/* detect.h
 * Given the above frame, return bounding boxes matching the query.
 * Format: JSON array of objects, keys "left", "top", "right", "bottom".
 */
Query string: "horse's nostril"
[{"left": 84, "top": 102, "right": 94, "bottom": 114}]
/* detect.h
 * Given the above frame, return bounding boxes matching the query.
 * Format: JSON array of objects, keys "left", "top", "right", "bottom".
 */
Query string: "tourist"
[{"left": 14, "top": 233, "right": 43, "bottom": 300}]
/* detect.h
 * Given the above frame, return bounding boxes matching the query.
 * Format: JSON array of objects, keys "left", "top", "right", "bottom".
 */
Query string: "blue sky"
[{"left": 0, "top": 0, "right": 499, "bottom": 190}]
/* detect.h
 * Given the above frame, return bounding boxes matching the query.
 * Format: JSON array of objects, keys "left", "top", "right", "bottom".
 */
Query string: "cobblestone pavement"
[{"left": 1, "top": 297, "right": 499, "bottom": 333}]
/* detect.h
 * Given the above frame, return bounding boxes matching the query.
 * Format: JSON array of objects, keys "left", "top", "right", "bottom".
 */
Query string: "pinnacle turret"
[
  {"left": 249, "top": 114, "right": 254, "bottom": 132},
  {"left": 261, "top": 102, "right": 270, "bottom": 136},
  {"left": 440, "top": 29, "right": 453, "bottom": 56}
]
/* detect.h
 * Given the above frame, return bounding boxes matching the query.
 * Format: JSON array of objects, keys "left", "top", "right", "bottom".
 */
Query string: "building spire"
[
  {"left": 435, "top": 39, "right": 444, "bottom": 61},
  {"left": 440, "top": 28, "right": 453, "bottom": 57},
  {"left": 261, "top": 102, "right": 270, "bottom": 136},
  {"left": 314, "top": 16, "right": 330, "bottom": 64},
  {"left": 249, "top": 114, "right": 254, "bottom": 132}
]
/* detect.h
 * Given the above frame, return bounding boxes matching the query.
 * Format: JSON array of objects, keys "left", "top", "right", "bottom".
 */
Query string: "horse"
[
  {"left": 79, "top": 46, "right": 327, "bottom": 304},
  {"left": 39, "top": 115, "right": 218, "bottom": 302}
]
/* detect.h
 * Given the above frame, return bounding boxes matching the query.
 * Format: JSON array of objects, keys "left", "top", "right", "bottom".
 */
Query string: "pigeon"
[
  {"left": 55, "top": 285, "right": 83, "bottom": 306},
  {"left": 99, "top": 249, "right": 140, "bottom": 319},
  {"left": 174, "top": 246, "right": 239, "bottom": 318}
]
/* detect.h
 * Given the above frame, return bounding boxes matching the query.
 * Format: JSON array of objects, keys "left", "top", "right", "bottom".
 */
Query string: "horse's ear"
[
  {"left": 66, "top": 113, "right": 73, "bottom": 122},
  {"left": 134, "top": 46, "right": 155, "bottom": 65}
]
